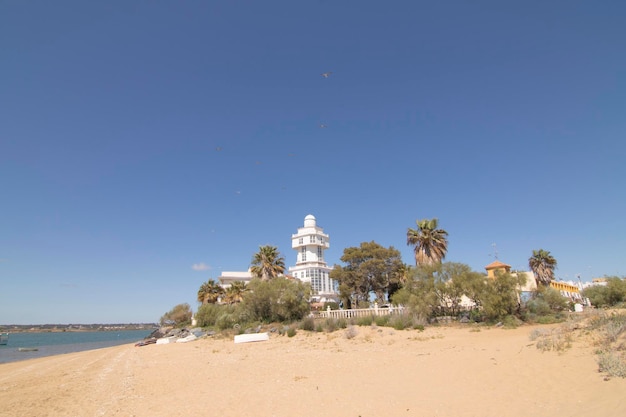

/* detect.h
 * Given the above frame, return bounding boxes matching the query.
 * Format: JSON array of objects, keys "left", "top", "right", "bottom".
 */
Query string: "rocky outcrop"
[{"left": 144, "top": 327, "right": 208, "bottom": 344}]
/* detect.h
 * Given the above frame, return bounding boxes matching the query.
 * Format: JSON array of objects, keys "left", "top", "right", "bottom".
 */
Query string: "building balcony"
[{"left": 291, "top": 241, "right": 330, "bottom": 249}]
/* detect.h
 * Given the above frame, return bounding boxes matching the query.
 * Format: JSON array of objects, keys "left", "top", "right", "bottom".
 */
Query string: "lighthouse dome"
[{"left": 304, "top": 214, "right": 316, "bottom": 227}]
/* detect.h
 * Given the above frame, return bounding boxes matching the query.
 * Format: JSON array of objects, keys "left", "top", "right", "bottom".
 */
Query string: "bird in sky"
[
  {"left": 321, "top": 72, "right": 332, "bottom": 78},
  {"left": 319, "top": 124, "right": 327, "bottom": 128}
]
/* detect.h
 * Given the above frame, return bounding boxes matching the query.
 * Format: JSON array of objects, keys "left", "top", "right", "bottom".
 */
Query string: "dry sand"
[{"left": 1, "top": 323, "right": 624, "bottom": 417}]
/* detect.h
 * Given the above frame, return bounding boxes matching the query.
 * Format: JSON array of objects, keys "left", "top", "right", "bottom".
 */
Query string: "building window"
[
  {"left": 317, "top": 247, "right": 323, "bottom": 261},
  {"left": 301, "top": 246, "right": 306, "bottom": 262},
  {"left": 299, "top": 237, "right": 303, "bottom": 245},
  {"left": 310, "top": 268, "right": 322, "bottom": 293},
  {"left": 310, "top": 235, "right": 316, "bottom": 243}
]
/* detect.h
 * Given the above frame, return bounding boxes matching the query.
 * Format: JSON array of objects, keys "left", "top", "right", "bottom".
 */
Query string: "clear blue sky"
[{"left": 1, "top": 1, "right": 625, "bottom": 325}]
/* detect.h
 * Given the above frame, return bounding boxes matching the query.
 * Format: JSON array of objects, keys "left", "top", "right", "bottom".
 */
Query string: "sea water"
[{"left": 0, "top": 329, "right": 154, "bottom": 364}]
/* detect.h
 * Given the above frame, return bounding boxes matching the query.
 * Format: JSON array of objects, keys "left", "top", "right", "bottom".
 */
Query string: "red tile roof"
[{"left": 485, "top": 260, "right": 511, "bottom": 270}]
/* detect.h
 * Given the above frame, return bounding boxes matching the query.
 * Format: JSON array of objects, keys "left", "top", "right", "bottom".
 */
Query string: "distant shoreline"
[{"left": 1, "top": 324, "right": 158, "bottom": 334}]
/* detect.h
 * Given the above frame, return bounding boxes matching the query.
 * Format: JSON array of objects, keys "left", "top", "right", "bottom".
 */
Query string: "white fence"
[{"left": 316, "top": 305, "right": 405, "bottom": 319}]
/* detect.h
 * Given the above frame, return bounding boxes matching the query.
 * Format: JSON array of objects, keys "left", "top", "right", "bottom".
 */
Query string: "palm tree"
[
  {"left": 406, "top": 218, "right": 449, "bottom": 266},
  {"left": 528, "top": 249, "right": 557, "bottom": 286},
  {"left": 223, "top": 281, "right": 247, "bottom": 304},
  {"left": 197, "top": 279, "right": 224, "bottom": 304},
  {"left": 250, "top": 245, "right": 285, "bottom": 281}
]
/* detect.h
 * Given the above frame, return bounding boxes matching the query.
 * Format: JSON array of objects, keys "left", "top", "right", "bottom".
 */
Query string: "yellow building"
[
  {"left": 485, "top": 260, "right": 512, "bottom": 279},
  {"left": 549, "top": 280, "right": 582, "bottom": 301},
  {"left": 484, "top": 260, "right": 581, "bottom": 302}
]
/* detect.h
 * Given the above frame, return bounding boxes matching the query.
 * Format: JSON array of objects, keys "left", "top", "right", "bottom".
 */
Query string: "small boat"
[
  {"left": 18, "top": 347, "right": 38, "bottom": 352},
  {"left": 0, "top": 332, "right": 8, "bottom": 345}
]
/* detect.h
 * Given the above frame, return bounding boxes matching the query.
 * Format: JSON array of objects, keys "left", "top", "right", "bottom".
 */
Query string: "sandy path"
[{"left": 1, "top": 324, "right": 624, "bottom": 417}]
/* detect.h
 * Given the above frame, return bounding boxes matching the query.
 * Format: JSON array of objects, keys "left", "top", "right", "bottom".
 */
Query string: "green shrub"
[
  {"left": 336, "top": 318, "right": 348, "bottom": 329},
  {"left": 325, "top": 318, "right": 338, "bottom": 332},
  {"left": 216, "top": 312, "right": 238, "bottom": 330},
  {"left": 160, "top": 303, "right": 193, "bottom": 327},
  {"left": 196, "top": 303, "right": 225, "bottom": 327},
  {"left": 300, "top": 317, "right": 315, "bottom": 331},
  {"left": 389, "top": 314, "right": 416, "bottom": 330},
  {"left": 324, "top": 301, "right": 340, "bottom": 311},
  {"left": 356, "top": 315, "right": 374, "bottom": 326},
  {"left": 469, "top": 309, "right": 483, "bottom": 323},
  {"left": 526, "top": 298, "right": 552, "bottom": 316},
  {"left": 241, "top": 278, "right": 311, "bottom": 323},
  {"left": 374, "top": 315, "right": 390, "bottom": 326},
  {"left": 583, "top": 277, "right": 626, "bottom": 308},
  {"left": 535, "top": 315, "right": 563, "bottom": 325},
  {"left": 287, "top": 327, "right": 297, "bottom": 337},
  {"left": 502, "top": 315, "right": 523, "bottom": 328}
]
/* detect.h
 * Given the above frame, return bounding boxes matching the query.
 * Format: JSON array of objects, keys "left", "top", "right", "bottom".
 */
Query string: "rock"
[{"left": 146, "top": 327, "right": 171, "bottom": 340}]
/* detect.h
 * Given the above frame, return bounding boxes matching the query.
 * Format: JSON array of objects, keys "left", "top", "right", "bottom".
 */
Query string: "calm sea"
[{"left": 0, "top": 329, "right": 154, "bottom": 364}]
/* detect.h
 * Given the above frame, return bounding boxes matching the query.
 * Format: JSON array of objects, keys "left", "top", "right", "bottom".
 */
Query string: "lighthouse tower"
[{"left": 288, "top": 214, "right": 336, "bottom": 296}]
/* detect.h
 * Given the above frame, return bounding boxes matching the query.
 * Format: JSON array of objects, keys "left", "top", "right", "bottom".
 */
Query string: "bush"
[
  {"left": 356, "top": 315, "right": 374, "bottom": 326},
  {"left": 160, "top": 303, "right": 193, "bottom": 327},
  {"left": 344, "top": 326, "right": 358, "bottom": 339},
  {"left": 469, "top": 309, "right": 483, "bottom": 323},
  {"left": 216, "top": 312, "right": 238, "bottom": 330},
  {"left": 241, "top": 278, "right": 311, "bottom": 323},
  {"left": 324, "top": 301, "right": 340, "bottom": 311},
  {"left": 531, "top": 327, "right": 572, "bottom": 352},
  {"left": 195, "top": 303, "right": 223, "bottom": 327},
  {"left": 325, "top": 318, "right": 338, "bottom": 332},
  {"left": 389, "top": 314, "right": 419, "bottom": 330},
  {"left": 537, "top": 287, "right": 570, "bottom": 312},
  {"left": 374, "top": 315, "right": 390, "bottom": 326},
  {"left": 583, "top": 277, "right": 626, "bottom": 308},
  {"left": 598, "top": 352, "right": 626, "bottom": 378},
  {"left": 501, "top": 315, "right": 523, "bottom": 328},
  {"left": 535, "top": 315, "right": 563, "bottom": 325},
  {"left": 526, "top": 298, "right": 552, "bottom": 316},
  {"left": 300, "top": 317, "right": 316, "bottom": 331},
  {"left": 287, "top": 327, "right": 297, "bottom": 337},
  {"left": 481, "top": 272, "right": 524, "bottom": 321}
]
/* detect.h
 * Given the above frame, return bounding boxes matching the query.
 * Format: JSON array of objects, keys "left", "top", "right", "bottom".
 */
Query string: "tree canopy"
[
  {"left": 528, "top": 249, "right": 557, "bottom": 286},
  {"left": 330, "top": 241, "right": 404, "bottom": 308},
  {"left": 407, "top": 218, "right": 449, "bottom": 266},
  {"left": 160, "top": 303, "right": 193, "bottom": 327},
  {"left": 250, "top": 245, "right": 285, "bottom": 281},
  {"left": 243, "top": 277, "right": 311, "bottom": 322},
  {"left": 197, "top": 279, "right": 224, "bottom": 304}
]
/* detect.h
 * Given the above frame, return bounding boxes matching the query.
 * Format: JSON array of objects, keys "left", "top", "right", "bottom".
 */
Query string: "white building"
[
  {"left": 218, "top": 270, "right": 253, "bottom": 289},
  {"left": 288, "top": 214, "right": 337, "bottom": 298}
]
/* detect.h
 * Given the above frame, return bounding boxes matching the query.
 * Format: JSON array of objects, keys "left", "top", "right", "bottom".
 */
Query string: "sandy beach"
[{"left": 1, "top": 323, "right": 624, "bottom": 417}]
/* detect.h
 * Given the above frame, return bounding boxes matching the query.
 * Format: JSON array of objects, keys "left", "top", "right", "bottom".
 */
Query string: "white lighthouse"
[{"left": 288, "top": 214, "right": 336, "bottom": 297}]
